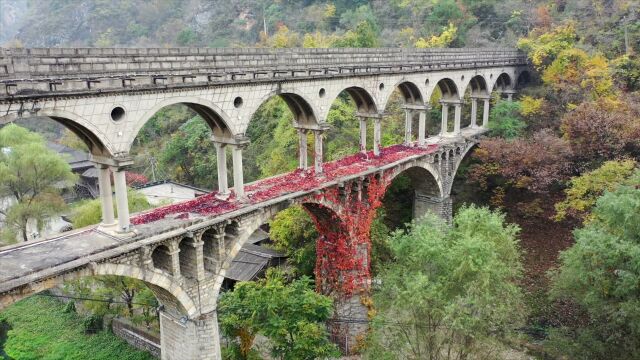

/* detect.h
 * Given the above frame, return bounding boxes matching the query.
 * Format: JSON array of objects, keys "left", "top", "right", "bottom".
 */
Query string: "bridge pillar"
[
  {"left": 113, "top": 168, "right": 131, "bottom": 232},
  {"left": 213, "top": 142, "right": 229, "bottom": 197},
  {"left": 159, "top": 310, "right": 221, "bottom": 360},
  {"left": 482, "top": 97, "right": 490, "bottom": 127},
  {"left": 504, "top": 90, "right": 516, "bottom": 101},
  {"left": 358, "top": 116, "right": 367, "bottom": 153},
  {"left": 313, "top": 129, "right": 324, "bottom": 174},
  {"left": 417, "top": 108, "right": 427, "bottom": 145},
  {"left": 470, "top": 97, "right": 478, "bottom": 128},
  {"left": 96, "top": 164, "right": 116, "bottom": 228},
  {"left": 373, "top": 116, "right": 381, "bottom": 156},
  {"left": 403, "top": 108, "right": 413, "bottom": 145},
  {"left": 453, "top": 101, "right": 462, "bottom": 135},
  {"left": 413, "top": 192, "right": 453, "bottom": 223},
  {"left": 230, "top": 140, "right": 249, "bottom": 200},
  {"left": 297, "top": 128, "right": 308, "bottom": 170},
  {"left": 440, "top": 102, "right": 449, "bottom": 136}
]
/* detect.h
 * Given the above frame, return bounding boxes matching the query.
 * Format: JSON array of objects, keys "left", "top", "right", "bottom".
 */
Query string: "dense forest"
[{"left": 1, "top": 0, "right": 640, "bottom": 359}]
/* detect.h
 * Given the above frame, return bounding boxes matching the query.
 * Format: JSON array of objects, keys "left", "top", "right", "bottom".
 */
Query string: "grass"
[{"left": 0, "top": 295, "right": 155, "bottom": 360}]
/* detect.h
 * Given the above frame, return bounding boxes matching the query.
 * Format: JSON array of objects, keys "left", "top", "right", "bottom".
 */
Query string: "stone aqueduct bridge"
[{"left": 0, "top": 47, "right": 529, "bottom": 359}]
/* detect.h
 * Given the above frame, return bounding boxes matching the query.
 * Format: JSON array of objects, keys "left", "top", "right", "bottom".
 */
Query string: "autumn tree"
[
  {"left": 469, "top": 129, "right": 573, "bottom": 197},
  {"left": 0, "top": 124, "right": 77, "bottom": 243},
  {"left": 554, "top": 159, "right": 639, "bottom": 222},
  {"left": 561, "top": 98, "right": 640, "bottom": 167}
]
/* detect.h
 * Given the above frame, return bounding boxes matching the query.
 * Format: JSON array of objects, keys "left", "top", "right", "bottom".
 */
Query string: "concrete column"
[
  {"left": 314, "top": 129, "right": 324, "bottom": 174},
  {"left": 97, "top": 165, "right": 115, "bottom": 227},
  {"left": 297, "top": 128, "right": 308, "bottom": 170},
  {"left": 440, "top": 104, "right": 449, "bottom": 136},
  {"left": 404, "top": 108, "right": 413, "bottom": 145},
  {"left": 373, "top": 117, "right": 381, "bottom": 156},
  {"left": 214, "top": 142, "right": 229, "bottom": 196},
  {"left": 470, "top": 98, "right": 478, "bottom": 128},
  {"left": 231, "top": 144, "right": 245, "bottom": 200},
  {"left": 453, "top": 102, "right": 462, "bottom": 135},
  {"left": 359, "top": 117, "right": 367, "bottom": 153},
  {"left": 160, "top": 310, "right": 221, "bottom": 360},
  {"left": 507, "top": 93, "right": 514, "bottom": 101},
  {"left": 482, "top": 99, "right": 490, "bottom": 127},
  {"left": 418, "top": 109, "right": 427, "bottom": 146},
  {"left": 112, "top": 168, "right": 131, "bottom": 233}
]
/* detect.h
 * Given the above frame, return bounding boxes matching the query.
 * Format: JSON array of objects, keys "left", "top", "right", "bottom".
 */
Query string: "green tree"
[
  {"left": 0, "top": 124, "right": 77, "bottom": 243},
  {"left": 555, "top": 159, "right": 639, "bottom": 222},
  {"left": 549, "top": 185, "right": 640, "bottom": 360},
  {"left": 160, "top": 117, "right": 218, "bottom": 188},
  {"left": 332, "top": 21, "right": 379, "bottom": 48},
  {"left": 367, "top": 205, "right": 525, "bottom": 359},
  {"left": 269, "top": 205, "right": 318, "bottom": 277},
  {"left": 70, "top": 189, "right": 152, "bottom": 229},
  {"left": 219, "top": 271, "right": 339, "bottom": 360},
  {"left": 487, "top": 100, "right": 526, "bottom": 139}
]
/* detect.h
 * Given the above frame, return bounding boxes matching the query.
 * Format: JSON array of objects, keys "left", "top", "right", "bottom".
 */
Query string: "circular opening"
[
  {"left": 319, "top": 88, "right": 326, "bottom": 98},
  {"left": 490, "top": 74, "right": 493, "bottom": 79},
  {"left": 233, "top": 97, "right": 243, "bottom": 108},
  {"left": 110, "top": 106, "right": 125, "bottom": 121},
  {"left": 379, "top": 83, "right": 384, "bottom": 91},
  {"left": 461, "top": 75, "right": 465, "bottom": 81},
  {"left": 425, "top": 78, "right": 430, "bottom": 86}
]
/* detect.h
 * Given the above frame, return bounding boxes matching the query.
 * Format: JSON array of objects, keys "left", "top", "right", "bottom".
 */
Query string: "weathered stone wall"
[
  {"left": 159, "top": 311, "right": 221, "bottom": 360},
  {"left": 112, "top": 318, "right": 161, "bottom": 358}
]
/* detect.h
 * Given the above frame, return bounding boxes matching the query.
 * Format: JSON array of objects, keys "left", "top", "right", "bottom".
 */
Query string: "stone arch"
[
  {"left": 0, "top": 262, "right": 198, "bottom": 318},
  {"left": 0, "top": 109, "right": 112, "bottom": 157},
  {"left": 131, "top": 96, "right": 235, "bottom": 148},
  {"left": 247, "top": 90, "right": 321, "bottom": 129},
  {"left": 334, "top": 86, "right": 378, "bottom": 114},
  {"left": 492, "top": 72, "right": 514, "bottom": 92},
  {"left": 462, "top": 75, "right": 490, "bottom": 96},
  {"left": 516, "top": 70, "right": 531, "bottom": 90},
  {"left": 387, "top": 164, "right": 443, "bottom": 199},
  {"left": 433, "top": 78, "right": 460, "bottom": 101},
  {"left": 151, "top": 244, "right": 175, "bottom": 275},
  {"left": 383, "top": 80, "right": 424, "bottom": 109}
]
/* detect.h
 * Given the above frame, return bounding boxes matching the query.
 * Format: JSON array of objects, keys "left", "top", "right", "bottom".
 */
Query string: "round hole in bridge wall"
[
  {"left": 233, "top": 97, "right": 243, "bottom": 108},
  {"left": 490, "top": 74, "right": 493, "bottom": 79},
  {"left": 425, "top": 78, "right": 430, "bottom": 86},
  {"left": 379, "top": 83, "right": 384, "bottom": 91},
  {"left": 319, "top": 88, "right": 326, "bottom": 98},
  {"left": 110, "top": 106, "right": 125, "bottom": 121},
  {"left": 461, "top": 75, "right": 465, "bottom": 81}
]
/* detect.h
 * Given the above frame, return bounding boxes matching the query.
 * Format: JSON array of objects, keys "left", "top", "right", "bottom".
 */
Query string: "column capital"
[
  {"left": 470, "top": 94, "right": 491, "bottom": 100},
  {"left": 439, "top": 99, "right": 464, "bottom": 106},
  {"left": 501, "top": 89, "right": 517, "bottom": 94},
  {"left": 211, "top": 134, "right": 250, "bottom": 146},
  {"left": 293, "top": 122, "right": 329, "bottom": 131},
  {"left": 355, "top": 112, "right": 384, "bottom": 119},
  {"left": 90, "top": 154, "right": 134, "bottom": 169},
  {"left": 401, "top": 104, "right": 431, "bottom": 111}
]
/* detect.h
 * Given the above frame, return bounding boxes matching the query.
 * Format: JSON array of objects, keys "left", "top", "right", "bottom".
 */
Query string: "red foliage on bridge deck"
[{"left": 131, "top": 144, "right": 438, "bottom": 225}]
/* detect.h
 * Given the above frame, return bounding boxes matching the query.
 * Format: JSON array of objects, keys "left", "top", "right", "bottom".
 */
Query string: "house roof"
[
  {"left": 46, "top": 142, "right": 93, "bottom": 172},
  {"left": 246, "top": 228, "right": 269, "bottom": 244},
  {"left": 225, "top": 244, "right": 286, "bottom": 282}
]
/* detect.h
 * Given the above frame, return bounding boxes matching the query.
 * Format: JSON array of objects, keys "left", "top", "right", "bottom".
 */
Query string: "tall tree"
[
  {"left": 367, "top": 206, "right": 525, "bottom": 359},
  {"left": 549, "top": 185, "right": 640, "bottom": 359},
  {"left": 0, "top": 124, "right": 77, "bottom": 243}
]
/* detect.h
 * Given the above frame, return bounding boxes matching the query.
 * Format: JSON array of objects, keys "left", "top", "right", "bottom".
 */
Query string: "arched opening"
[
  {"left": 450, "top": 144, "right": 485, "bottom": 214},
  {"left": 131, "top": 101, "right": 233, "bottom": 192},
  {"left": 381, "top": 166, "right": 442, "bottom": 230},
  {"left": 493, "top": 73, "right": 514, "bottom": 99},
  {"left": 461, "top": 75, "right": 490, "bottom": 130},
  {"left": 383, "top": 81, "right": 427, "bottom": 145},
  {"left": 152, "top": 244, "right": 174, "bottom": 275},
  {"left": 178, "top": 237, "right": 198, "bottom": 280},
  {"left": 516, "top": 70, "right": 531, "bottom": 90},
  {"left": 243, "top": 92, "right": 319, "bottom": 182},
  {"left": 429, "top": 78, "right": 460, "bottom": 135}
]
